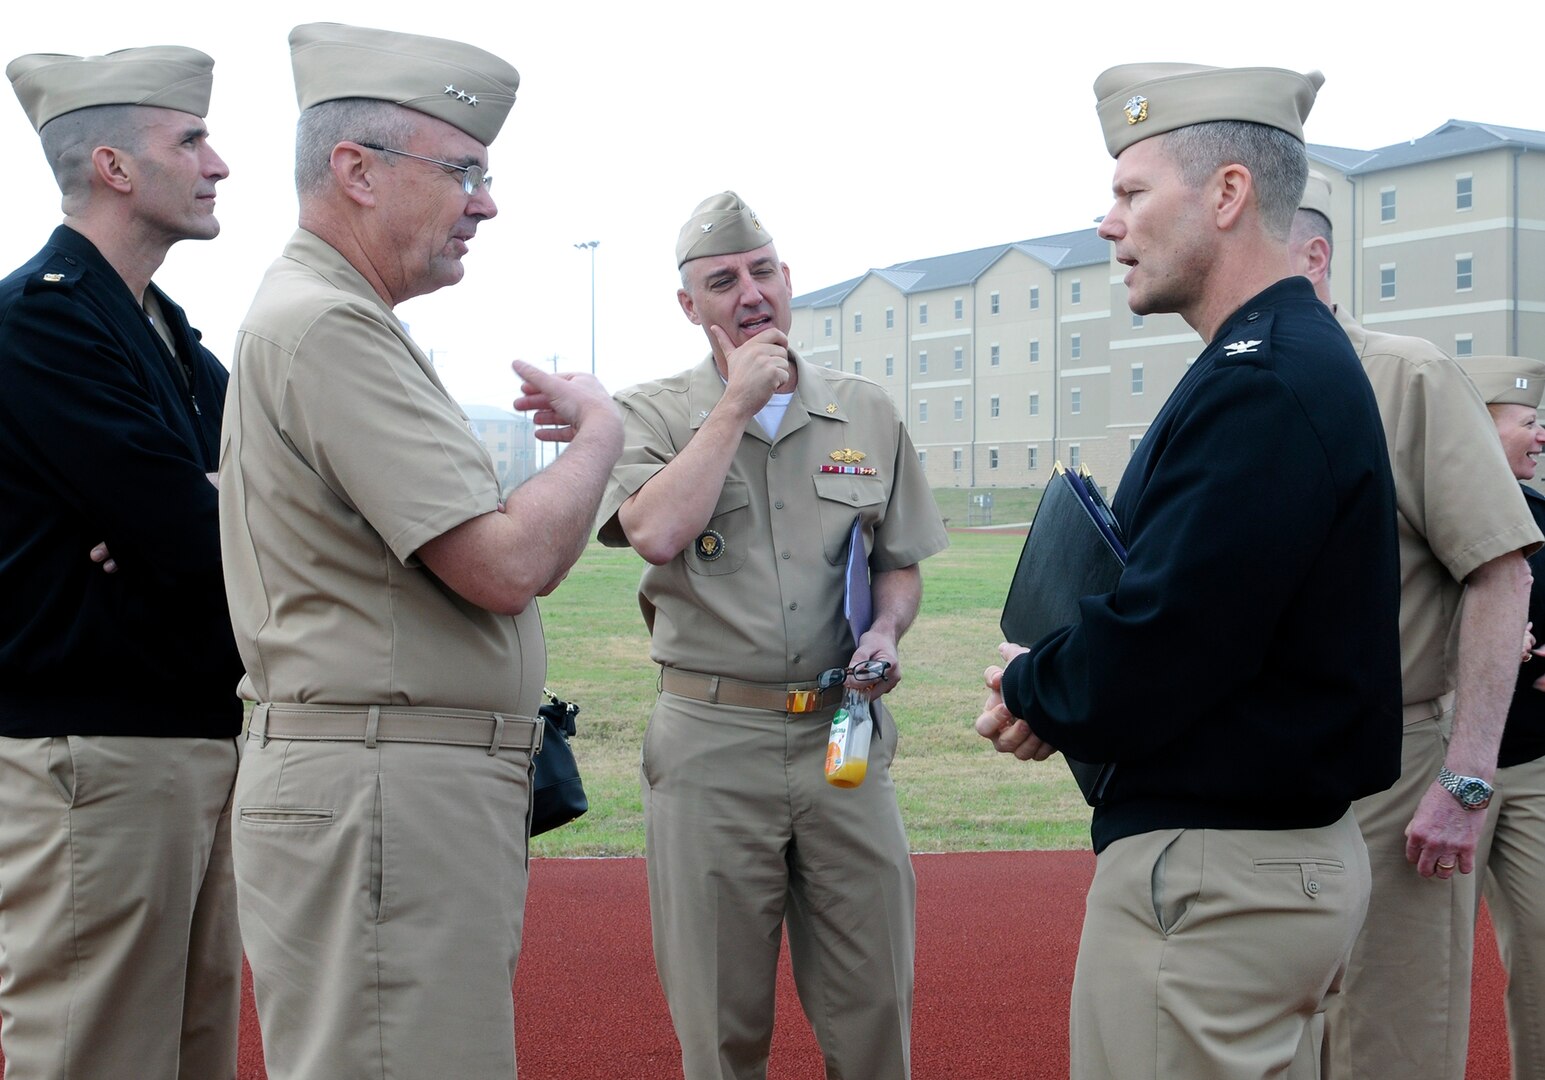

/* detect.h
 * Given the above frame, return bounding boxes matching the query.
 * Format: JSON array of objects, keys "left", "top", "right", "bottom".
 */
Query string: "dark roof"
[
  {"left": 1308, "top": 142, "right": 1378, "bottom": 172},
  {"left": 1340, "top": 120, "right": 1545, "bottom": 175},
  {"left": 793, "top": 227, "right": 1107, "bottom": 309}
]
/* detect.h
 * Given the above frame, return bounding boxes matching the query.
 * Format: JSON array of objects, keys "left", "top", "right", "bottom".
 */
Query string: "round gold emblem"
[{"left": 695, "top": 529, "right": 726, "bottom": 561}]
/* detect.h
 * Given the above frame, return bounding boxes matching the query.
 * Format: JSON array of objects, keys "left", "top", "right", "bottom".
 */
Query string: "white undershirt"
[{"left": 755, "top": 392, "right": 794, "bottom": 438}]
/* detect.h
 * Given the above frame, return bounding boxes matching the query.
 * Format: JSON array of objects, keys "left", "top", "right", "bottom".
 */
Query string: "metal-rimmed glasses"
[
  {"left": 359, "top": 142, "right": 492, "bottom": 195},
  {"left": 816, "top": 659, "right": 892, "bottom": 691}
]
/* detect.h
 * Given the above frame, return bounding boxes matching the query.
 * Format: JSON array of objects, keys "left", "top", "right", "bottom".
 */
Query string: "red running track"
[{"left": 0, "top": 852, "right": 1515, "bottom": 1077}]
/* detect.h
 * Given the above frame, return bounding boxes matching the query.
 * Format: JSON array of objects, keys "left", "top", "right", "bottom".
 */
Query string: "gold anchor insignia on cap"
[
  {"left": 750, "top": 211, "right": 763, "bottom": 232},
  {"left": 1124, "top": 95, "right": 1148, "bottom": 125},
  {"left": 825, "top": 403, "right": 838, "bottom": 414},
  {"left": 830, "top": 448, "right": 866, "bottom": 464}
]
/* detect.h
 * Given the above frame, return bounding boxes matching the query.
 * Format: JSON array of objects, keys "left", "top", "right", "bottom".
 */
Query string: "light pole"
[{"left": 573, "top": 240, "right": 599, "bottom": 376}]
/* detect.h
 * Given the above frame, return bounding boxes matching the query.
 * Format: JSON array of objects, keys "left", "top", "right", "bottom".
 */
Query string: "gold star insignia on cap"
[
  {"left": 466, "top": 94, "right": 478, "bottom": 106},
  {"left": 830, "top": 448, "right": 866, "bottom": 464},
  {"left": 1124, "top": 94, "right": 1148, "bottom": 124},
  {"left": 826, "top": 403, "right": 838, "bottom": 414}
]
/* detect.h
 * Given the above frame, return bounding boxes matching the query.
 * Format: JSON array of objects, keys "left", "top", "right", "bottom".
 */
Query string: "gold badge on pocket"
[{"left": 695, "top": 529, "right": 725, "bottom": 561}]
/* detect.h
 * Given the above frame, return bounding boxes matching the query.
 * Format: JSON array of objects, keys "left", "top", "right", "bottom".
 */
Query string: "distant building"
[
  {"left": 463, "top": 404, "right": 537, "bottom": 495},
  {"left": 791, "top": 119, "right": 1545, "bottom": 491}
]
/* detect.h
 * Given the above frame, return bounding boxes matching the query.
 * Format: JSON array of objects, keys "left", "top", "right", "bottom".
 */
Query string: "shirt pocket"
[
  {"left": 813, "top": 473, "right": 887, "bottom": 565},
  {"left": 686, "top": 481, "right": 750, "bottom": 577}
]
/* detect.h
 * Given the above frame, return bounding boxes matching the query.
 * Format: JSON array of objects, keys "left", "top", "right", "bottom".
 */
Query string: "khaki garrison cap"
[
  {"left": 289, "top": 23, "right": 518, "bottom": 147},
  {"left": 1300, "top": 169, "right": 1333, "bottom": 220},
  {"left": 1459, "top": 355, "right": 1545, "bottom": 409},
  {"left": 7, "top": 46, "right": 214, "bottom": 132},
  {"left": 676, "top": 191, "right": 773, "bottom": 267},
  {"left": 1094, "top": 62, "right": 1324, "bottom": 158}
]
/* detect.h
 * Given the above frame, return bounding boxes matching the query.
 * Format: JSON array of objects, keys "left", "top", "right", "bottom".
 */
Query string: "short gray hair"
[
  {"left": 294, "top": 97, "right": 416, "bottom": 195},
  {"left": 38, "top": 104, "right": 143, "bottom": 207},
  {"left": 1290, "top": 207, "right": 1333, "bottom": 254},
  {"left": 1163, "top": 121, "right": 1308, "bottom": 240}
]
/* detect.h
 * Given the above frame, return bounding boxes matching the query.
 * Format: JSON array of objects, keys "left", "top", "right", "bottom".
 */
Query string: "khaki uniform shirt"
[
  {"left": 219, "top": 229, "right": 544, "bottom": 715},
  {"left": 1340, "top": 308, "right": 1541, "bottom": 705},
  {"left": 598, "top": 352, "right": 947, "bottom": 683}
]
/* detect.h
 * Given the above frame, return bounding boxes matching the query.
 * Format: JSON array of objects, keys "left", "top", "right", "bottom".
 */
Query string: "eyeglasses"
[
  {"left": 359, "top": 142, "right": 492, "bottom": 195},
  {"left": 816, "top": 660, "right": 892, "bottom": 691}
]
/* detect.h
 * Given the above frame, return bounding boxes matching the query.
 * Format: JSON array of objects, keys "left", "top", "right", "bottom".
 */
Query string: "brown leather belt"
[
  {"left": 659, "top": 668, "right": 841, "bottom": 714},
  {"left": 249, "top": 702, "right": 543, "bottom": 756}
]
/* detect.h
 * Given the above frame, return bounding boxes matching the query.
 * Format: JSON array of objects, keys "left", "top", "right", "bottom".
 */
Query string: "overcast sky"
[{"left": 3, "top": 1, "right": 1535, "bottom": 410}]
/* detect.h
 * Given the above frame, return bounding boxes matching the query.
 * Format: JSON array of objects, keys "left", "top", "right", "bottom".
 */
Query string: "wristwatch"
[{"left": 1436, "top": 767, "right": 1494, "bottom": 811}]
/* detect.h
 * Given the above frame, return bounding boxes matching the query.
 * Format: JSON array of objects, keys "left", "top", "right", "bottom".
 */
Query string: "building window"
[
  {"left": 1380, "top": 265, "right": 1396, "bottom": 301},
  {"left": 1132, "top": 313, "right": 1145, "bottom": 328},
  {"left": 1070, "top": 388, "right": 1082, "bottom": 415},
  {"left": 885, "top": 354, "right": 895, "bottom": 377},
  {"left": 1455, "top": 334, "right": 1474, "bottom": 357},
  {"left": 853, "top": 312, "right": 863, "bottom": 333},
  {"left": 1131, "top": 364, "right": 1144, "bottom": 394},
  {"left": 953, "top": 346, "right": 964, "bottom": 371},
  {"left": 917, "top": 448, "right": 927, "bottom": 468},
  {"left": 885, "top": 307, "right": 895, "bottom": 329},
  {"left": 953, "top": 397, "right": 964, "bottom": 421},
  {"left": 1456, "top": 255, "right": 1473, "bottom": 292},
  {"left": 1069, "top": 444, "right": 1081, "bottom": 469},
  {"left": 853, "top": 358, "right": 863, "bottom": 375},
  {"left": 1380, "top": 187, "right": 1396, "bottom": 223},
  {"left": 1029, "top": 393, "right": 1040, "bottom": 417},
  {"left": 990, "top": 395, "right": 1001, "bottom": 418},
  {"left": 990, "top": 344, "right": 1001, "bottom": 367},
  {"left": 1070, "top": 279, "right": 1082, "bottom": 305},
  {"left": 1028, "top": 446, "right": 1038, "bottom": 471},
  {"left": 1030, "top": 339, "right": 1040, "bottom": 364},
  {"left": 918, "top": 400, "right": 928, "bottom": 423},
  {"left": 1070, "top": 333, "right": 1082, "bottom": 360},
  {"left": 824, "top": 317, "right": 832, "bottom": 337},
  {"left": 953, "top": 298, "right": 964, "bottom": 320},
  {"left": 1029, "top": 286, "right": 1040, "bottom": 310},
  {"left": 989, "top": 448, "right": 1000, "bottom": 470},
  {"left": 918, "top": 303, "right": 928, "bottom": 325},
  {"left": 918, "top": 350, "right": 928, "bottom": 373},
  {"left": 1456, "top": 175, "right": 1473, "bottom": 211},
  {"left": 990, "top": 291, "right": 1000, "bottom": 315},
  {"left": 1130, "top": 434, "right": 1142, "bottom": 455},
  {"left": 952, "top": 449, "right": 962, "bottom": 471}
]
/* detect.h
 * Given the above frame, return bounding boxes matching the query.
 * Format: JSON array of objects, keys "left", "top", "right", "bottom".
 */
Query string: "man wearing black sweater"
[
  {"left": 977, "top": 63, "right": 1403, "bottom": 1079},
  {"left": 0, "top": 46, "right": 242, "bottom": 1079}
]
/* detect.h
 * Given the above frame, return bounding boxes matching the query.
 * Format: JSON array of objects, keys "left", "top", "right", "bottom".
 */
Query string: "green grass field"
[{"left": 531, "top": 489, "right": 1093, "bottom": 857}]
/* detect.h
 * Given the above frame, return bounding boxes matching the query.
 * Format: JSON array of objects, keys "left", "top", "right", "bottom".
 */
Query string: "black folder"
[{"left": 1000, "top": 463, "right": 1122, "bottom": 806}]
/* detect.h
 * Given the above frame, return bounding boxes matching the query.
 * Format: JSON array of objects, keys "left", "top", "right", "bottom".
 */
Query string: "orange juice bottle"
[{"left": 825, "top": 689, "right": 872, "bottom": 788}]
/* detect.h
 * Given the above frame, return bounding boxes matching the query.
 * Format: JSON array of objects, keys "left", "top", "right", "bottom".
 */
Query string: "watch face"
[{"left": 1458, "top": 778, "right": 1491, "bottom": 807}]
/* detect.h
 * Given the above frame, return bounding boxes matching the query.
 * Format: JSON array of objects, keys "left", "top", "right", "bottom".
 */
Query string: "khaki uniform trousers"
[
  {"left": 1475, "top": 753, "right": 1545, "bottom": 1080},
  {"left": 1325, "top": 705, "right": 1474, "bottom": 1080},
  {"left": 234, "top": 728, "right": 536, "bottom": 1080},
  {"left": 1071, "top": 810, "right": 1369, "bottom": 1080},
  {"left": 643, "top": 690, "right": 914, "bottom": 1080},
  {"left": 0, "top": 735, "right": 241, "bottom": 1080}
]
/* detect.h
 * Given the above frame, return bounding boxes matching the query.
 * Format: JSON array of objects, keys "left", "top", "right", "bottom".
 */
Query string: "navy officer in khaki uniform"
[
  {"left": 979, "top": 65, "right": 1403, "bottom": 1079},
  {"left": 598, "top": 193, "right": 947, "bottom": 1080},
  {"left": 1288, "top": 174, "right": 1538, "bottom": 1080},
  {"left": 219, "top": 23, "right": 622, "bottom": 1079}
]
